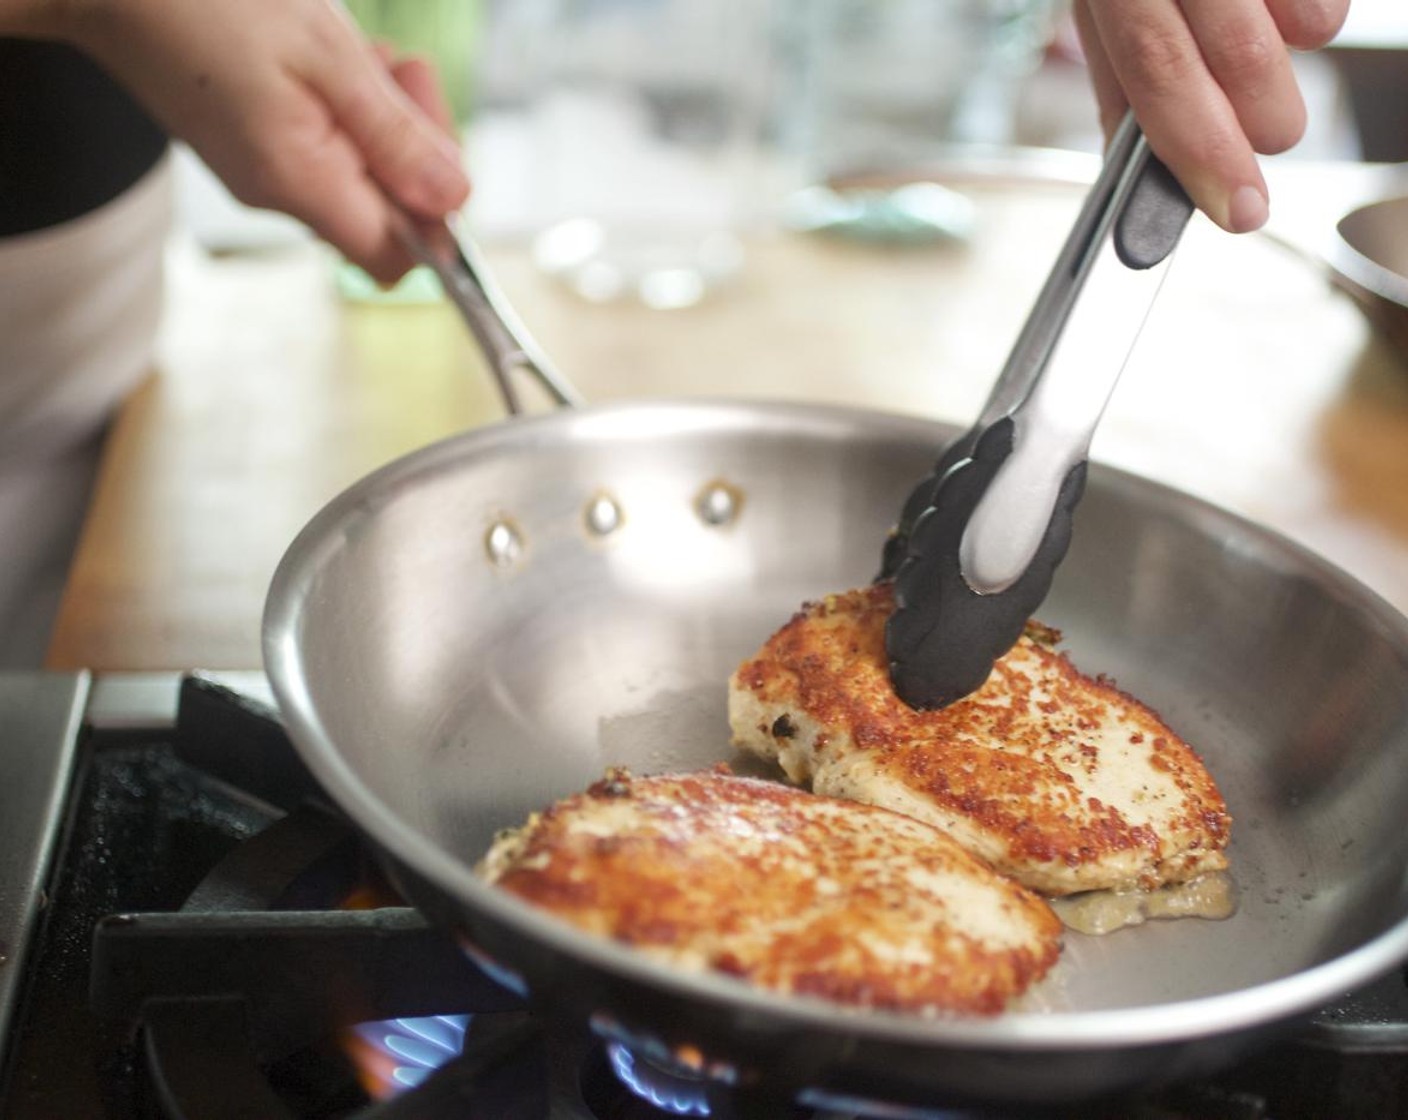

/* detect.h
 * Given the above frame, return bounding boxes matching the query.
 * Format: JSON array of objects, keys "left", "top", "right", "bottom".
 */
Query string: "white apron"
[{"left": 0, "top": 155, "right": 172, "bottom": 666}]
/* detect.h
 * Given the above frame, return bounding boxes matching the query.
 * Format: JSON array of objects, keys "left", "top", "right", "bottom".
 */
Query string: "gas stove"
[{"left": 1, "top": 671, "right": 1407, "bottom": 1119}]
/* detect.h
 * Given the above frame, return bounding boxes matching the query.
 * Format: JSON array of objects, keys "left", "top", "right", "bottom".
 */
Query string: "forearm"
[{"left": 0, "top": 0, "right": 82, "bottom": 40}]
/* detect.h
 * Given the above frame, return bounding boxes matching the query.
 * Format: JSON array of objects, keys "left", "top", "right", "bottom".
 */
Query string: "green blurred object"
[
  {"left": 343, "top": 0, "right": 480, "bottom": 126},
  {"left": 336, "top": 261, "right": 444, "bottom": 305},
  {"left": 782, "top": 182, "right": 976, "bottom": 246}
]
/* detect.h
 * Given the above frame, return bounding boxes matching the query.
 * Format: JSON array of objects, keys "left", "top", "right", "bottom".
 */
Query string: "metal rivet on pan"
[
  {"left": 484, "top": 518, "right": 524, "bottom": 567},
  {"left": 584, "top": 492, "right": 624, "bottom": 537},
  {"left": 695, "top": 479, "right": 744, "bottom": 527}
]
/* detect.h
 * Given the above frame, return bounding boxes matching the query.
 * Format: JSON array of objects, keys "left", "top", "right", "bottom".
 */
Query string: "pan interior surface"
[{"left": 265, "top": 400, "right": 1408, "bottom": 1036}]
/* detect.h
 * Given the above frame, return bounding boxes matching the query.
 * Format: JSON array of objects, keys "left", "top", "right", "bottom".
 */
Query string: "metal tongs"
[{"left": 882, "top": 110, "right": 1195, "bottom": 710}]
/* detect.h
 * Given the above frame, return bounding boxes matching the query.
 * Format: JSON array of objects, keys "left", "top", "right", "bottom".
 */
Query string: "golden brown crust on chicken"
[
  {"left": 480, "top": 765, "right": 1062, "bottom": 1016},
  {"left": 729, "top": 583, "right": 1231, "bottom": 896}
]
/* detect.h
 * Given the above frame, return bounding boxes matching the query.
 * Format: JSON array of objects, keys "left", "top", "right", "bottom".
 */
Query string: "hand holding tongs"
[{"left": 882, "top": 111, "right": 1195, "bottom": 710}]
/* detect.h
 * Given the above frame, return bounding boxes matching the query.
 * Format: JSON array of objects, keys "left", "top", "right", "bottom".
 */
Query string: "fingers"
[
  {"left": 290, "top": 153, "right": 422, "bottom": 284},
  {"left": 216, "top": 69, "right": 416, "bottom": 284},
  {"left": 309, "top": 46, "right": 463, "bottom": 281},
  {"left": 327, "top": 55, "right": 465, "bottom": 282},
  {"left": 1265, "top": 0, "right": 1350, "bottom": 50},
  {"left": 1180, "top": 0, "right": 1305, "bottom": 155},
  {"left": 1075, "top": 0, "right": 1342, "bottom": 235},
  {"left": 285, "top": 5, "right": 468, "bottom": 281},
  {"left": 303, "top": 6, "right": 469, "bottom": 221},
  {"left": 1077, "top": 1, "right": 1265, "bottom": 232},
  {"left": 388, "top": 55, "right": 456, "bottom": 135},
  {"left": 1071, "top": 0, "right": 1127, "bottom": 140}
]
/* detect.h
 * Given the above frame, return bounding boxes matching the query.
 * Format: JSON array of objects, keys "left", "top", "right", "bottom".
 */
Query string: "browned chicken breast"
[
  {"left": 480, "top": 766, "right": 1062, "bottom": 1016},
  {"left": 729, "top": 583, "right": 1231, "bottom": 897}
]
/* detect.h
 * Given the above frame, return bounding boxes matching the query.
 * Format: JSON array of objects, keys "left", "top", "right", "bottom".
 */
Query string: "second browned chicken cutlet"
[
  {"left": 729, "top": 583, "right": 1231, "bottom": 896},
  {"left": 480, "top": 766, "right": 1061, "bottom": 1016}
]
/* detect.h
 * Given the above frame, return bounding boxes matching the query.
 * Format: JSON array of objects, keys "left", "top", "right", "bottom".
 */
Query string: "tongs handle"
[
  {"left": 882, "top": 111, "right": 1190, "bottom": 580},
  {"left": 977, "top": 111, "right": 1189, "bottom": 428},
  {"left": 1114, "top": 149, "right": 1195, "bottom": 270},
  {"left": 960, "top": 120, "right": 1193, "bottom": 594},
  {"left": 883, "top": 110, "right": 1195, "bottom": 710},
  {"left": 392, "top": 211, "right": 584, "bottom": 416}
]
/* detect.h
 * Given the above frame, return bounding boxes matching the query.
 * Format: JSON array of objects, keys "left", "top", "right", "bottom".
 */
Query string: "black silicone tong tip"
[
  {"left": 877, "top": 431, "right": 977, "bottom": 584},
  {"left": 885, "top": 420, "right": 1087, "bottom": 710}
]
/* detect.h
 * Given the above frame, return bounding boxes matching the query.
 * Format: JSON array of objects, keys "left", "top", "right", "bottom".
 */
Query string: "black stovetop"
[{"left": 2, "top": 675, "right": 1406, "bottom": 1120}]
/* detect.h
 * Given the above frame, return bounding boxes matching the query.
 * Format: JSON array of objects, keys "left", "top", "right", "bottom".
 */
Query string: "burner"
[
  {"left": 580, "top": 1042, "right": 821, "bottom": 1120},
  {"left": 5, "top": 674, "right": 1407, "bottom": 1119},
  {"left": 604, "top": 1044, "right": 712, "bottom": 1116},
  {"left": 348, "top": 1013, "right": 472, "bottom": 1097}
]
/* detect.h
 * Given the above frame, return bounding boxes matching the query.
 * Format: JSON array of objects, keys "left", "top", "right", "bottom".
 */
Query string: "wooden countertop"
[{"left": 46, "top": 160, "right": 1408, "bottom": 671}]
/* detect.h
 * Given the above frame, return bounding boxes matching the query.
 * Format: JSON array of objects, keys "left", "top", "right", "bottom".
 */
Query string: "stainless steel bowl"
[{"left": 1330, "top": 194, "right": 1408, "bottom": 367}]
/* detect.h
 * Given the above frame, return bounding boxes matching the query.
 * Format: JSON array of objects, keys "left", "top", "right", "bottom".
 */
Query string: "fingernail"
[{"left": 1228, "top": 185, "right": 1269, "bottom": 234}]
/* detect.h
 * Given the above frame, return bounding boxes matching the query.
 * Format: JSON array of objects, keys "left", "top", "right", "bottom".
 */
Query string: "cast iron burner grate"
[{"left": 11, "top": 676, "right": 1408, "bottom": 1119}]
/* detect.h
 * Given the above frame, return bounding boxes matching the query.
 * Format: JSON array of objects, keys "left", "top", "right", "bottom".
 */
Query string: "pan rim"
[{"left": 263, "top": 395, "right": 1408, "bottom": 1052}]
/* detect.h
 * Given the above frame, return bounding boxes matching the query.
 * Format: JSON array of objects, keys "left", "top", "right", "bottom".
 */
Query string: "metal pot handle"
[{"left": 392, "top": 211, "right": 584, "bottom": 416}]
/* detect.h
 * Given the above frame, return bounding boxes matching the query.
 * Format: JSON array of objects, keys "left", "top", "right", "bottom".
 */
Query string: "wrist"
[{"left": 23, "top": 0, "right": 140, "bottom": 61}]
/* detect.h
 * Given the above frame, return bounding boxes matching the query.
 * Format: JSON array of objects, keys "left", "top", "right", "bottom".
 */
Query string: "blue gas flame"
[
  {"left": 353, "top": 1014, "right": 470, "bottom": 1091},
  {"left": 607, "top": 1041, "right": 712, "bottom": 1116}
]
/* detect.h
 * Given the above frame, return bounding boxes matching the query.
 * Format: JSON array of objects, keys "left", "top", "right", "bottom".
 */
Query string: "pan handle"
[{"left": 392, "top": 211, "right": 585, "bottom": 416}]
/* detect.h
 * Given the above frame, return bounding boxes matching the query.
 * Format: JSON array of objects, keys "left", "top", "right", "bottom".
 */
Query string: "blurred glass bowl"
[{"left": 1331, "top": 194, "right": 1408, "bottom": 368}]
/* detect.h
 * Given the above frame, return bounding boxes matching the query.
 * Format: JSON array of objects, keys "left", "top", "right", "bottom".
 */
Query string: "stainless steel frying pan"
[{"left": 263, "top": 228, "right": 1408, "bottom": 1112}]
